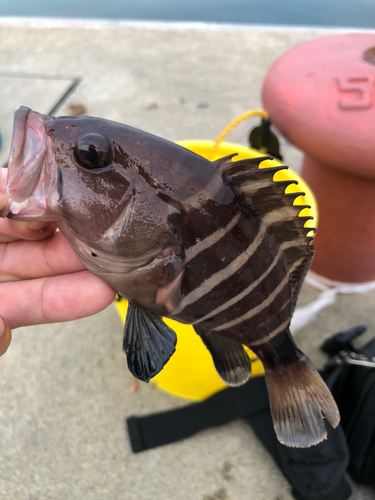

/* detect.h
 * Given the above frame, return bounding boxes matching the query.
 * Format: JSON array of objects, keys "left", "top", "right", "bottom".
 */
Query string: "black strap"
[
  {"left": 127, "top": 376, "right": 351, "bottom": 500},
  {"left": 127, "top": 375, "right": 269, "bottom": 452}
]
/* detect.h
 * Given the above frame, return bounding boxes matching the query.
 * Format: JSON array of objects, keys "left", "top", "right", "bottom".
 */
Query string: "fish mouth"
[
  {"left": 2, "top": 107, "right": 58, "bottom": 221},
  {"left": 8, "top": 106, "right": 47, "bottom": 202}
]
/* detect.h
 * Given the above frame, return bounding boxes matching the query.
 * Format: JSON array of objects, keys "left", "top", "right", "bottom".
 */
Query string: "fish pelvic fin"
[
  {"left": 250, "top": 328, "right": 340, "bottom": 448},
  {"left": 123, "top": 303, "right": 177, "bottom": 382},
  {"left": 195, "top": 328, "right": 251, "bottom": 386}
]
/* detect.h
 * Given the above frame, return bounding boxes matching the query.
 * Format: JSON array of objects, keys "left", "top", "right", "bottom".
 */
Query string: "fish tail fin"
[
  {"left": 264, "top": 355, "right": 339, "bottom": 447},
  {"left": 251, "top": 329, "right": 340, "bottom": 448}
]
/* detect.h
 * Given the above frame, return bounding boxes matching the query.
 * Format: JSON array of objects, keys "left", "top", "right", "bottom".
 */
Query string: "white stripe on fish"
[
  {"left": 248, "top": 317, "right": 291, "bottom": 346},
  {"left": 185, "top": 212, "right": 241, "bottom": 264},
  {"left": 172, "top": 208, "right": 293, "bottom": 316},
  {"left": 240, "top": 179, "right": 276, "bottom": 196},
  {"left": 185, "top": 173, "right": 224, "bottom": 209},
  {"left": 172, "top": 218, "right": 267, "bottom": 315},
  {"left": 212, "top": 259, "right": 303, "bottom": 332},
  {"left": 192, "top": 240, "right": 299, "bottom": 325}
]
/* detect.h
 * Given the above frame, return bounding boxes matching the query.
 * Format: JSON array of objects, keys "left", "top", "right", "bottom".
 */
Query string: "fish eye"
[{"left": 74, "top": 133, "right": 112, "bottom": 170}]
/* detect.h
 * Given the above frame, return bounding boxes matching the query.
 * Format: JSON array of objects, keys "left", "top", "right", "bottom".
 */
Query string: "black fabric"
[
  {"left": 322, "top": 336, "right": 375, "bottom": 488},
  {"left": 126, "top": 325, "right": 375, "bottom": 499},
  {"left": 127, "top": 375, "right": 351, "bottom": 500},
  {"left": 248, "top": 411, "right": 351, "bottom": 500},
  {"left": 127, "top": 376, "right": 269, "bottom": 452}
]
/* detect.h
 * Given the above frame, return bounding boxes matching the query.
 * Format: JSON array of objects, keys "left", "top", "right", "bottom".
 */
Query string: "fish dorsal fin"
[
  {"left": 123, "top": 304, "right": 177, "bottom": 382},
  {"left": 216, "top": 155, "right": 314, "bottom": 310}
]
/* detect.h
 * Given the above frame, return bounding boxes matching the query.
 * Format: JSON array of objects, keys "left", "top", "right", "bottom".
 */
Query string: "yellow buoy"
[{"left": 115, "top": 140, "right": 317, "bottom": 401}]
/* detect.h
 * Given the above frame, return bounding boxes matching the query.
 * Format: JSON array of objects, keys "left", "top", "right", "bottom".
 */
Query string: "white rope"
[{"left": 290, "top": 270, "right": 375, "bottom": 334}]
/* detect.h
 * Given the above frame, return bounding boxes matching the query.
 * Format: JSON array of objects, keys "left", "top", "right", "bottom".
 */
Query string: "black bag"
[
  {"left": 126, "top": 326, "right": 375, "bottom": 499},
  {"left": 321, "top": 326, "right": 375, "bottom": 488}
]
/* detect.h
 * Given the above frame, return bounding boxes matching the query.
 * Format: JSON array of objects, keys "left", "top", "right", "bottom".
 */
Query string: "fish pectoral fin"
[
  {"left": 123, "top": 303, "right": 177, "bottom": 382},
  {"left": 156, "top": 268, "right": 184, "bottom": 314},
  {"left": 251, "top": 329, "right": 340, "bottom": 448},
  {"left": 195, "top": 328, "right": 251, "bottom": 386}
]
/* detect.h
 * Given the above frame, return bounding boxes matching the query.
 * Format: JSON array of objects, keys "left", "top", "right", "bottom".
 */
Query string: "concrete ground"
[{"left": 0, "top": 18, "right": 375, "bottom": 500}]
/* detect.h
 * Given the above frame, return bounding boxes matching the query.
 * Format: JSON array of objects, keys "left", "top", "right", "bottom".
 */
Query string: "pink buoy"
[{"left": 262, "top": 34, "right": 375, "bottom": 283}]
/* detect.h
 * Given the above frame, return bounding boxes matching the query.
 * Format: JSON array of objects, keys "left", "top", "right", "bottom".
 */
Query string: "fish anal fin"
[
  {"left": 250, "top": 329, "right": 340, "bottom": 448},
  {"left": 195, "top": 328, "right": 251, "bottom": 386},
  {"left": 123, "top": 303, "right": 177, "bottom": 382}
]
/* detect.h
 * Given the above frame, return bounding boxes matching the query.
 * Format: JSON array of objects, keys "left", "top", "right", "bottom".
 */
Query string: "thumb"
[
  {"left": 0, "top": 169, "right": 56, "bottom": 243},
  {"left": 0, "top": 315, "right": 12, "bottom": 356}
]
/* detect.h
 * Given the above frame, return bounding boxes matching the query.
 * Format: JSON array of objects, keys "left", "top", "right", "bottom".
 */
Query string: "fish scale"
[
  {"left": 2, "top": 106, "right": 339, "bottom": 448},
  {"left": 175, "top": 219, "right": 282, "bottom": 324},
  {"left": 178, "top": 215, "right": 259, "bottom": 306}
]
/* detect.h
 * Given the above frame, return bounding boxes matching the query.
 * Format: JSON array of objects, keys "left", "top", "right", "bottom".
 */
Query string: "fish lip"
[
  {"left": 2, "top": 107, "right": 59, "bottom": 221},
  {"left": 7, "top": 106, "right": 48, "bottom": 203},
  {"left": 8, "top": 106, "right": 30, "bottom": 168}
]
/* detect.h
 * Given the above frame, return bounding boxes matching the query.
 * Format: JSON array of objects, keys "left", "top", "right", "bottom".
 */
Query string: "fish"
[{"left": 1, "top": 106, "right": 340, "bottom": 448}]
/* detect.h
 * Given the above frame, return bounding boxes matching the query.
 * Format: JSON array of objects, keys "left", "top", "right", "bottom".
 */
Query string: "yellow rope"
[{"left": 208, "top": 109, "right": 269, "bottom": 160}]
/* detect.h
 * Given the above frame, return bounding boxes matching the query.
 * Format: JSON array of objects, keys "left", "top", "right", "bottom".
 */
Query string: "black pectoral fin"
[
  {"left": 195, "top": 328, "right": 251, "bottom": 386},
  {"left": 123, "top": 303, "right": 177, "bottom": 382},
  {"left": 251, "top": 329, "right": 340, "bottom": 448}
]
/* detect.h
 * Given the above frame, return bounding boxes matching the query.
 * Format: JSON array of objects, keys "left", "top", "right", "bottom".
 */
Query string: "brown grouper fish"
[{"left": 1, "top": 106, "right": 339, "bottom": 447}]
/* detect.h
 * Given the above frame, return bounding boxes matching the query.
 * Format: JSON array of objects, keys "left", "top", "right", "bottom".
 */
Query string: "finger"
[
  {"left": 0, "top": 315, "right": 12, "bottom": 356},
  {"left": 0, "top": 218, "right": 56, "bottom": 243},
  {"left": 0, "top": 271, "right": 116, "bottom": 329},
  {"left": 0, "top": 231, "right": 84, "bottom": 281},
  {"left": 0, "top": 174, "right": 56, "bottom": 242},
  {"left": 0, "top": 193, "right": 8, "bottom": 210}
]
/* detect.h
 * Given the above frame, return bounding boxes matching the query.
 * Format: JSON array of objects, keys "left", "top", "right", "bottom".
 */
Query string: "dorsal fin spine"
[
  {"left": 214, "top": 153, "right": 238, "bottom": 169},
  {"left": 218, "top": 154, "right": 315, "bottom": 302},
  {"left": 218, "top": 154, "right": 314, "bottom": 225}
]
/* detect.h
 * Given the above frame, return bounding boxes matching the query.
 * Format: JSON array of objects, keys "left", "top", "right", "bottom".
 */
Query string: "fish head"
[
  {"left": 3, "top": 107, "right": 183, "bottom": 285},
  {"left": 4, "top": 106, "right": 136, "bottom": 232}
]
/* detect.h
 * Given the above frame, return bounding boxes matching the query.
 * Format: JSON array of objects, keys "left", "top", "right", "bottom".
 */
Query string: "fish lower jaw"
[{"left": 5, "top": 197, "right": 49, "bottom": 220}]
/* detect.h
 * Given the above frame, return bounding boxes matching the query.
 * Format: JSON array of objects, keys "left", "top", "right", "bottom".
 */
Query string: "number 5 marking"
[{"left": 337, "top": 77, "right": 372, "bottom": 110}]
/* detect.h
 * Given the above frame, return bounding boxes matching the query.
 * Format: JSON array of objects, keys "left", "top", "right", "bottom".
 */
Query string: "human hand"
[{"left": 0, "top": 182, "right": 116, "bottom": 356}]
